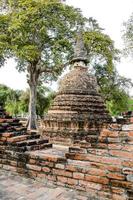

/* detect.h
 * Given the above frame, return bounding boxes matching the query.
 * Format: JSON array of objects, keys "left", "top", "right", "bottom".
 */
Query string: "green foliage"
[
  {"left": 128, "top": 98, "right": 133, "bottom": 111},
  {"left": 19, "top": 85, "right": 54, "bottom": 117},
  {"left": 36, "top": 86, "right": 55, "bottom": 117},
  {"left": 83, "top": 27, "right": 128, "bottom": 116},
  {"left": 0, "top": 83, "right": 53, "bottom": 116},
  {"left": 0, "top": 14, "right": 10, "bottom": 66},
  {"left": 0, "top": 84, "right": 11, "bottom": 106},
  {"left": 122, "top": 12, "right": 133, "bottom": 57},
  {"left": 0, "top": 84, "right": 22, "bottom": 116},
  {"left": 84, "top": 31, "right": 119, "bottom": 68},
  {"left": 18, "top": 85, "right": 54, "bottom": 117},
  {"left": 6, "top": 0, "right": 85, "bottom": 78},
  {"left": 94, "top": 63, "right": 133, "bottom": 115},
  {"left": 106, "top": 89, "right": 129, "bottom": 116}
]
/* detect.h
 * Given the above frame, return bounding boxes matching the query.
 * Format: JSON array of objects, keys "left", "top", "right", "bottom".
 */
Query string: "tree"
[
  {"left": 128, "top": 98, "right": 133, "bottom": 111},
  {"left": 94, "top": 62, "right": 133, "bottom": 115},
  {"left": 122, "top": 12, "right": 133, "bottom": 57},
  {"left": 36, "top": 86, "right": 55, "bottom": 117},
  {"left": 0, "top": 84, "right": 22, "bottom": 116},
  {"left": 2, "top": 0, "right": 86, "bottom": 130},
  {"left": 0, "top": 14, "right": 10, "bottom": 67}
]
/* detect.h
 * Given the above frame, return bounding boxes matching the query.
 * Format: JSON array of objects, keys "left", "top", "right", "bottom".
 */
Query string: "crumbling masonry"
[{"left": 0, "top": 32, "right": 133, "bottom": 200}]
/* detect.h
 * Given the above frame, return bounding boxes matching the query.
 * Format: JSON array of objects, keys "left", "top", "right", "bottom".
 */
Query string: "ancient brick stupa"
[{"left": 43, "top": 32, "right": 111, "bottom": 144}]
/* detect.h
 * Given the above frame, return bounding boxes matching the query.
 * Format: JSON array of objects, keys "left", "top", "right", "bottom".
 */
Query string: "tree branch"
[
  {"left": 39, "top": 61, "right": 69, "bottom": 74},
  {"left": 39, "top": 68, "right": 53, "bottom": 74}
]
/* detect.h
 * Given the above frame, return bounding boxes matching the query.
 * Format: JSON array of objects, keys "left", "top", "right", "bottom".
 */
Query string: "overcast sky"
[{"left": 0, "top": 0, "right": 133, "bottom": 94}]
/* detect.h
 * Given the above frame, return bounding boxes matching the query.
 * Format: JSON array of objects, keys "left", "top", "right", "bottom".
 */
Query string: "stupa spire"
[{"left": 70, "top": 29, "right": 88, "bottom": 65}]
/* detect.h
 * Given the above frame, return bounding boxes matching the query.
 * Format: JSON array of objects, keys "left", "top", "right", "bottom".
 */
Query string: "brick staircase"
[{"left": 0, "top": 118, "right": 52, "bottom": 153}]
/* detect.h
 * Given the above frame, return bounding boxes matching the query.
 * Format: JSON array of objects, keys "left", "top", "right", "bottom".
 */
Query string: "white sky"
[{"left": 0, "top": 0, "right": 133, "bottom": 94}]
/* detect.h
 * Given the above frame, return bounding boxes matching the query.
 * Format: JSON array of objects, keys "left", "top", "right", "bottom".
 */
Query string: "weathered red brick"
[
  {"left": 108, "top": 144, "right": 122, "bottom": 150},
  {"left": 9, "top": 160, "right": 17, "bottom": 167},
  {"left": 73, "top": 172, "right": 84, "bottom": 180},
  {"left": 109, "top": 150, "right": 133, "bottom": 159},
  {"left": 122, "top": 168, "right": 133, "bottom": 175},
  {"left": 111, "top": 180, "right": 133, "bottom": 189},
  {"left": 0, "top": 137, "right": 7, "bottom": 142},
  {"left": 123, "top": 160, "right": 133, "bottom": 168},
  {"left": 53, "top": 169, "right": 72, "bottom": 177},
  {"left": 122, "top": 145, "right": 133, "bottom": 152},
  {"left": 67, "top": 178, "right": 78, "bottom": 185},
  {"left": 87, "top": 168, "right": 106, "bottom": 176},
  {"left": 112, "top": 194, "right": 127, "bottom": 200},
  {"left": 97, "top": 191, "right": 112, "bottom": 199},
  {"left": 7, "top": 135, "right": 28, "bottom": 143},
  {"left": 128, "top": 131, "right": 133, "bottom": 137},
  {"left": 47, "top": 175, "right": 56, "bottom": 182},
  {"left": 107, "top": 173, "right": 125, "bottom": 180},
  {"left": 66, "top": 164, "right": 77, "bottom": 172},
  {"left": 26, "top": 164, "right": 41, "bottom": 172},
  {"left": 57, "top": 176, "right": 67, "bottom": 183},
  {"left": 55, "top": 164, "right": 65, "bottom": 169},
  {"left": 28, "top": 170, "right": 37, "bottom": 177},
  {"left": 42, "top": 167, "right": 50, "bottom": 173},
  {"left": 66, "top": 153, "right": 122, "bottom": 165},
  {"left": 39, "top": 154, "right": 66, "bottom": 163},
  {"left": 40, "top": 161, "right": 54, "bottom": 167},
  {"left": 112, "top": 187, "right": 126, "bottom": 194},
  {"left": 37, "top": 173, "right": 46, "bottom": 179},
  {"left": 79, "top": 180, "right": 102, "bottom": 191},
  {"left": 85, "top": 175, "right": 109, "bottom": 185}
]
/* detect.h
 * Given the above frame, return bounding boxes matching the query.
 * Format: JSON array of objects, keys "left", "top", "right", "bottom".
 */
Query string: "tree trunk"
[
  {"left": 27, "top": 82, "right": 37, "bottom": 130},
  {"left": 27, "top": 63, "right": 39, "bottom": 130}
]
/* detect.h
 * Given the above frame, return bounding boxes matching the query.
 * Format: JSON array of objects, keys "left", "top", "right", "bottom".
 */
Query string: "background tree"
[
  {"left": 84, "top": 30, "right": 133, "bottom": 115},
  {"left": 0, "top": 84, "right": 22, "bottom": 116},
  {"left": 0, "top": 12, "right": 10, "bottom": 67},
  {"left": 122, "top": 12, "right": 133, "bottom": 58},
  {"left": 128, "top": 98, "right": 133, "bottom": 111},
  {"left": 19, "top": 86, "right": 54, "bottom": 118},
  {"left": 94, "top": 64, "right": 133, "bottom": 115},
  {"left": 36, "top": 86, "right": 55, "bottom": 117},
  {"left": 0, "top": 84, "right": 54, "bottom": 117},
  {"left": 0, "top": 84, "right": 11, "bottom": 106}
]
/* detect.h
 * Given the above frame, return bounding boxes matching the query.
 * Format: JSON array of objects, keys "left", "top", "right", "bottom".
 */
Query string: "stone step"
[
  {"left": 6, "top": 142, "right": 52, "bottom": 152},
  {"left": 0, "top": 127, "right": 5, "bottom": 132},
  {"left": 7, "top": 135, "right": 32, "bottom": 143},
  {"left": 14, "top": 127, "right": 27, "bottom": 132},
  {"left": 69, "top": 146, "right": 87, "bottom": 153},
  {"left": 26, "top": 143, "right": 52, "bottom": 151},
  {"left": 0, "top": 131, "right": 27, "bottom": 138},
  {"left": 80, "top": 141, "right": 91, "bottom": 148},
  {"left": 12, "top": 138, "right": 48, "bottom": 147}
]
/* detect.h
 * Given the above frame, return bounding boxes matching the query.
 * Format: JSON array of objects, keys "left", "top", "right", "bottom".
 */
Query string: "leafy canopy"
[
  {"left": 0, "top": 14, "right": 10, "bottom": 66},
  {"left": 122, "top": 12, "right": 133, "bottom": 57},
  {"left": 6, "top": 0, "right": 85, "bottom": 80}
]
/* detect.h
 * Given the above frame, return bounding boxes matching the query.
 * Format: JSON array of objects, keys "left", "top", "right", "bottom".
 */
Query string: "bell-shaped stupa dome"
[
  {"left": 43, "top": 31, "right": 111, "bottom": 144},
  {"left": 58, "top": 66, "right": 98, "bottom": 95}
]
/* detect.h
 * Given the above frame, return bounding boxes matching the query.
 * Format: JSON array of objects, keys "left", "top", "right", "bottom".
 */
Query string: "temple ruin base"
[{"left": 0, "top": 116, "right": 133, "bottom": 200}]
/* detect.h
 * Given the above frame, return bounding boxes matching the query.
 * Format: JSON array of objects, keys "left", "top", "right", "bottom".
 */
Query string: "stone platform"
[
  {"left": 0, "top": 110, "right": 133, "bottom": 199},
  {"left": 0, "top": 117, "right": 133, "bottom": 200},
  {"left": 0, "top": 169, "right": 89, "bottom": 200}
]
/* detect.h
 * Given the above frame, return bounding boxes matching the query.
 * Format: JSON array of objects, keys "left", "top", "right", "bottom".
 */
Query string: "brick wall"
[{"left": 0, "top": 118, "right": 133, "bottom": 200}]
